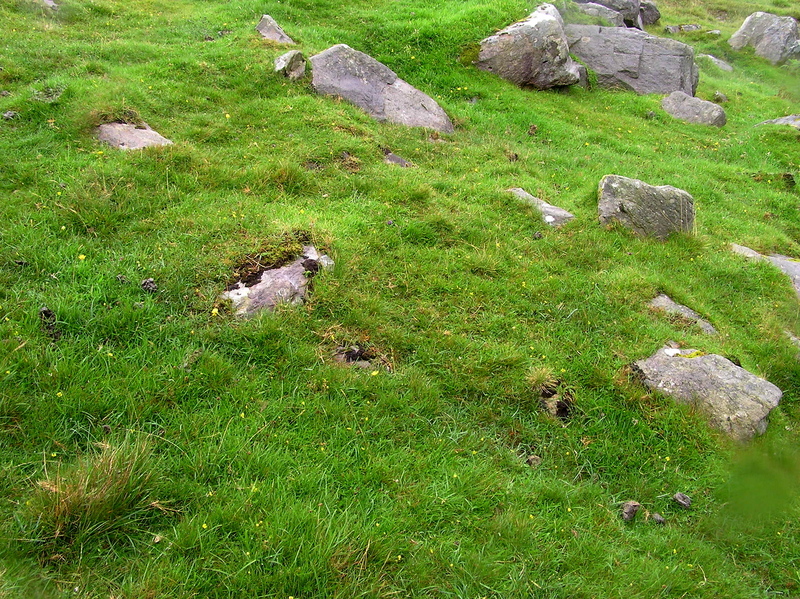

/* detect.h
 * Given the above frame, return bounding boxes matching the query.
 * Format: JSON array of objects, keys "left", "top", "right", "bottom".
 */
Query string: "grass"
[{"left": 0, "top": 0, "right": 799, "bottom": 596}]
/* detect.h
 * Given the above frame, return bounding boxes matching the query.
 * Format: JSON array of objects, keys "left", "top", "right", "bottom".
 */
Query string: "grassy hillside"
[{"left": 1, "top": 0, "right": 799, "bottom": 596}]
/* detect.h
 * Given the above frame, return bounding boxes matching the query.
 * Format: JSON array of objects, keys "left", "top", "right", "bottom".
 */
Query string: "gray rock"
[
  {"left": 3, "top": 111, "right": 19, "bottom": 120},
  {"left": 309, "top": 44, "right": 454, "bottom": 133},
  {"left": 574, "top": 3, "right": 625, "bottom": 27},
  {"left": 621, "top": 501, "right": 641, "bottom": 521},
  {"left": 598, "top": 175, "right": 694, "bottom": 239},
  {"left": 384, "top": 150, "right": 412, "bottom": 167},
  {"left": 633, "top": 346, "right": 782, "bottom": 442},
  {"left": 729, "top": 12, "right": 800, "bottom": 65},
  {"left": 651, "top": 512, "right": 666, "bottom": 524},
  {"left": 97, "top": 122, "right": 173, "bottom": 150},
  {"left": 665, "top": 24, "right": 701, "bottom": 33},
  {"left": 649, "top": 294, "right": 717, "bottom": 334},
  {"left": 508, "top": 187, "right": 575, "bottom": 227},
  {"left": 220, "top": 246, "right": 334, "bottom": 317},
  {"left": 698, "top": 53, "right": 734, "bottom": 71},
  {"left": 756, "top": 115, "right": 800, "bottom": 131},
  {"left": 786, "top": 331, "right": 800, "bottom": 359},
  {"left": 673, "top": 492, "right": 692, "bottom": 508},
  {"left": 140, "top": 278, "right": 158, "bottom": 293},
  {"left": 577, "top": 0, "right": 642, "bottom": 28},
  {"left": 639, "top": 0, "right": 660, "bottom": 26},
  {"left": 713, "top": 91, "right": 728, "bottom": 103},
  {"left": 707, "top": 30, "right": 722, "bottom": 36},
  {"left": 42, "top": 0, "right": 58, "bottom": 8},
  {"left": 476, "top": 4, "right": 581, "bottom": 90},
  {"left": 731, "top": 244, "right": 800, "bottom": 298},
  {"left": 275, "top": 50, "right": 306, "bottom": 80},
  {"left": 256, "top": 15, "right": 295, "bottom": 44},
  {"left": 661, "top": 91, "right": 726, "bottom": 126},
  {"left": 565, "top": 24, "right": 698, "bottom": 95}
]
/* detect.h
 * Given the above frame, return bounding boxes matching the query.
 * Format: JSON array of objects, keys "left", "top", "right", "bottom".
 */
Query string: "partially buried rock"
[
  {"left": 564, "top": 25, "right": 698, "bottom": 95},
  {"left": 661, "top": 91, "right": 726, "bottom": 126},
  {"left": 664, "top": 24, "right": 701, "bottom": 33},
  {"left": 632, "top": 346, "right": 783, "bottom": 442},
  {"left": 756, "top": 115, "right": 800, "bottom": 131},
  {"left": 649, "top": 294, "right": 717, "bottom": 335},
  {"left": 475, "top": 4, "right": 581, "bottom": 90},
  {"left": 383, "top": 150, "right": 412, "bottom": 167},
  {"left": 526, "top": 455, "right": 542, "bottom": 467},
  {"left": 508, "top": 187, "right": 574, "bottom": 227},
  {"left": 573, "top": 3, "right": 625, "bottom": 28},
  {"left": 712, "top": 91, "right": 728, "bottom": 103},
  {"left": 97, "top": 122, "right": 172, "bottom": 150},
  {"left": 598, "top": 175, "right": 694, "bottom": 239},
  {"left": 141, "top": 278, "right": 158, "bottom": 293},
  {"left": 576, "top": 0, "right": 642, "bottom": 28},
  {"left": 39, "top": 307, "right": 60, "bottom": 340},
  {"left": 256, "top": 14, "right": 295, "bottom": 44},
  {"left": 651, "top": 512, "right": 666, "bottom": 524},
  {"left": 731, "top": 244, "right": 800, "bottom": 298},
  {"left": 3, "top": 111, "right": 18, "bottom": 120},
  {"left": 673, "top": 492, "right": 692, "bottom": 508},
  {"left": 220, "top": 246, "right": 333, "bottom": 317},
  {"left": 310, "top": 44, "right": 453, "bottom": 133},
  {"left": 621, "top": 501, "right": 641, "bottom": 521},
  {"left": 274, "top": 50, "right": 306, "bottom": 80},
  {"left": 729, "top": 12, "right": 800, "bottom": 65},
  {"left": 698, "top": 53, "right": 734, "bottom": 72}
]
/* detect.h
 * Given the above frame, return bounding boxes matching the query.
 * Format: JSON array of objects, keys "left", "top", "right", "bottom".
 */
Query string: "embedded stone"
[
  {"left": 649, "top": 294, "right": 717, "bottom": 334},
  {"left": 275, "top": 50, "right": 306, "bottom": 80},
  {"left": 508, "top": 187, "right": 574, "bottom": 227},
  {"left": 97, "top": 122, "right": 173, "bottom": 150},
  {"left": 256, "top": 15, "right": 295, "bottom": 44},
  {"left": 661, "top": 91, "right": 726, "bottom": 126}
]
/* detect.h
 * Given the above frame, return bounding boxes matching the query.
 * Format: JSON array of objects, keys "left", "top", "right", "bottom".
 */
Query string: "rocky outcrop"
[
  {"left": 661, "top": 91, "right": 726, "bottom": 126},
  {"left": 256, "top": 15, "right": 295, "bottom": 44},
  {"left": 576, "top": 0, "right": 641, "bottom": 28},
  {"left": 275, "top": 50, "right": 306, "bottom": 80},
  {"left": 649, "top": 294, "right": 717, "bottom": 334},
  {"left": 729, "top": 12, "right": 800, "bottom": 65},
  {"left": 565, "top": 25, "right": 698, "bottom": 95},
  {"left": 508, "top": 188, "right": 575, "bottom": 227},
  {"left": 633, "top": 347, "right": 782, "bottom": 442},
  {"left": 476, "top": 4, "right": 581, "bottom": 89},
  {"left": 731, "top": 244, "right": 800, "bottom": 299},
  {"left": 756, "top": 115, "right": 800, "bottom": 131},
  {"left": 97, "top": 123, "right": 173, "bottom": 150},
  {"left": 309, "top": 44, "right": 454, "bottom": 133},
  {"left": 598, "top": 175, "right": 694, "bottom": 239},
  {"left": 574, "top": 3, "right": 625, "bottom": 27}
]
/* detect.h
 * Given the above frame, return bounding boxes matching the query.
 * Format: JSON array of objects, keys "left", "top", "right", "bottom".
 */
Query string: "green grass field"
[{"left": 1, "top": 0, "right": 799, "bottom": 596}]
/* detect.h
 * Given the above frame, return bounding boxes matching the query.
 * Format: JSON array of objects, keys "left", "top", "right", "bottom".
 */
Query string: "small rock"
[
  {"left": 645, "top": 110, "right": 656, "bottom": 119},
  {"left": 256, "top": 14, "right": 295, "bottom": 44},
  {"left": 574, "top": 3, "right": 625, "bottom": 27},
  {"left": 153, "top": 534, "right": 163, "bottom": 544},
  {"left": 621, "top": 501, "right": 641, "bottom": 521},
  {"left": 665, "top": 24, "right": 701, "bottom": 33},
  {"left": 526, "top": 455, "right": 542, "bottom": 467},
  {"left": 532, "top": 231, "right": 543, "bottom": 240},
  {"left": 651, "top": 512, "right": 666, "bottom": 524},
  {"left": 384, "top": 150, "right": 413, "bottom": 167},
  {"left": 116, "top": 274, "right": 129, "bottom": 284},
  {"left": 712, "top": 91, "right": 728, "bottom": 103},
  {"left": 673, "top": 492, "right": 692, "bottom": 508},
  {"left": 274, "top": 50, "right": 306, "bottom": 80},
  {"left": 698, "top": 54, "right": 734, "bottom": 72},
  {"left": 508, "top": 188, "right": 574, "bottom": 227},
  {"left": 707, "top": 29, "right": 721, "bottom": 35},
  {"left": 97, "top": 122, "right": 172, "bottom": 150},
  {"left": 649, "top": 293, "right": 717, "bottom": 334},
  {"left": 3, "top": 111, "right": 19, "bottom": 120},
  {"left": 141, "top": 278, "right": 158, "bottom": 293}
]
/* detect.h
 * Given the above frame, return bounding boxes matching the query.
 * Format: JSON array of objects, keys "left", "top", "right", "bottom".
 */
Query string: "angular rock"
[
  {"left": 621, "top": 501, "right": 641, "bottom": 521},
  {"left": 476, "top": 4, "right": 581, "bottom": 90},
  {"left": 97, "top": 122, "right": 173, "bottom": 150},
  {"left": 275, "top": 50, "right": 306, "bottom": 80},
  {"left": 633, "top": 346, "right": 783, "bottom": 442},
  {"left": 577, "top": 0, "right": 641, "bottom": 28},
  {"left": 639, "top": 0, "right": 660, "bottom": 26},
  {"left": 661, "top": 91, "right": 726, "bottom": 126},
  {"left": 673, "top": 492, "right": 692, "bottom": 508},
  {"left": 256, "top": 15, "right": 295, "bottom": 44},
  {"left": 729, "top": 12, "right": 800, "bottom": 65},
  {"left": 309, "top": 44, "right": 453, "bottom": 133},
  {"left": 649, "top": 294, "right": 717, "bottom": 334},
  {"left": 731, "top": 244, "right": 800, "bottom": 298},
  {"left": 565, "top": 24, "right": 699, "bottom": 95},
  {"left": 712, "top": 91, "right": 728, "bottom": 103},
  {"left": 220, "top": 246, "right": 333, "bottom": 317},
  {"left": 508, "top": 187, "right": 575, "bottom": 227},
  {"left": 383, "top": 150, "right": 412, "bottom": 167},
  {"left": 574, "top": 3, "right": 625, "bottom": 27},
  {"left": 598, "top": 175, "right": 694, "bottom": 239},
  {"left": 756, "top": 115, "right": 800, "bottom": 131}
]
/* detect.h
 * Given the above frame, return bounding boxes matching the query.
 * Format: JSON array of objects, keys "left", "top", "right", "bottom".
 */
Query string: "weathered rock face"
[
  {"left": 256, "top": 15, "right": 295, "bottom": 44},
  {"left": 275, "top": 50, "right": 306, "bottom": 80},
  {"left": 598, "top": 175, "right": 694, "bottom": 239},
  {"left": 639, "top": 0, "right": 660, "bottom": 26},
  {"left": 577, "top": 0, "right": 641, "bottom": 27},
  {"left": 698, "top": 53, "right": 734, "bottom": 72},
  {"left": 574, "top": 3, "right": 625, "bottom": 27},
  {"left": 731, "top": 244, "right": 800, "bottom": 299},
  {"left": 508, "top": 187, "right": 575, "bottom": 227},
  {"left": 661, "top": 91, "right": 726, "bottom": 126},
  {"left": 565, "top": 25, "right": 699, "bottom": 95},
  {"left": 310, "top": 44, "right": 454, "bottom": 133},
  {"left": 476, "top": 4, "right": 580, "bottom": 90},
  {"left": 649, "top": 294, "right": 717, "bottom": 334},
  {"left": 221, "top": 246, "right": 333, "bottom": 317},
  {"left": 97, "top": 123, "right": 173, "bottom": 150},
  {"left": 729, "top": 12, "right": 800, "bottom": 65},
  {"left": 756, "top": 115, "right": 800, "bottom": 130},
  {"left": 633, "top": 347, "right": 782, "bottom": 442}
]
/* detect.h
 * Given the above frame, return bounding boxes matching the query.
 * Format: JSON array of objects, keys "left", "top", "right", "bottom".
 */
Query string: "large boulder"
[
  {"left": 508, "top": 187, "right": 575, "bottom": 227},
  {"left": 97, "top": 122, "right": 172, "bottom": 150},
  {"left": 574, "top": 3, "right": 625, "bottom": 27},
  {"left": 576, "top": 0, "right": 641, "bottom": 27},
  {"left": 309, "top": 44, "right": 454, "bottom": 133},
  {"left": 633, "top": 346, "right": 782, "bottom": 442},
  {"left": 475, "top": 4, "right": 581, "bottom": 89},
  {"left": 756, "top": 115, "right": 800, "bottom": 131},
  {"left": 256, "top": 15, "right": 295, "bottom": 44},
  {"left": 728, "top": 12, "right": 800, "bottom": 65},
  {"left": 661, "top": 91, "right": 726, "bottom": 126},
  {"left": 565, "top": 25, "right": 699, "bottom": 95},
  {"left": 598, "top": 175, "right": 694, "bottom": 239}
]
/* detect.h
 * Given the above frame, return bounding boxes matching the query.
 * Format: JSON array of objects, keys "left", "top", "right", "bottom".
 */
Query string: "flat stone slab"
[
  {"left": 649, "top": 294, "right": 716, "bottom": 334},
  {"left": 97, "top": 123, "right": 173, "bottom": 150},
  {"left": 756, "top": 115, "right": 800, "bottom": 131},
  {"left": 310, "top": 44, "right": 453, "bottom": 133},
  {"left": 731, "top": 244, "right": 800, "bottom": 298},
  {"left": 661, "top": 91, "right": 726, "bottom": 126},
  {"left": 633, "top": 347, "right": 782, "bottom": 442},
  {"left": 221, "top": 246, "right": 333, "bottom": 317},
  {"left": 508, "top": 187, "right": 574, "bottom": 227},
  {"left": 256, "top": 15, "right": 295, "bottom": 44}
]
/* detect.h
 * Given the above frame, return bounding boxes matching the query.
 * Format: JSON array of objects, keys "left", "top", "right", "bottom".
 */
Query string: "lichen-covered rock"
[
  {"left": 508, "top": 187, "right": 574, "bottom": 227},
  {"left": 729, "top": 12, "right": 800, "bottom": 65},
  {"left": 476, "top": 4, "right": 581, "bottom": 89},
  {"left": 275, "top": 50, "right": 306, "bottom": 80},
  {"left": 661, "top": 91, "right": 726, "bottom": 126},
  {"left": 309, "top": 44, "right": 453, "bottom": 133},
  {"left": 565, "top": 24, "right": 698, "bottom": 95},
  {"left": 633, "top": 347, "right": 782, "bottom": 442},
  {"left": 97, "top": 123, "right": 172, "bottom": 150},
  {"left": 256, "top": 15, "right": 295, "bottom": 44},
  {"left": 598, "top": 175, "right": 694, "bottom": 239}
]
